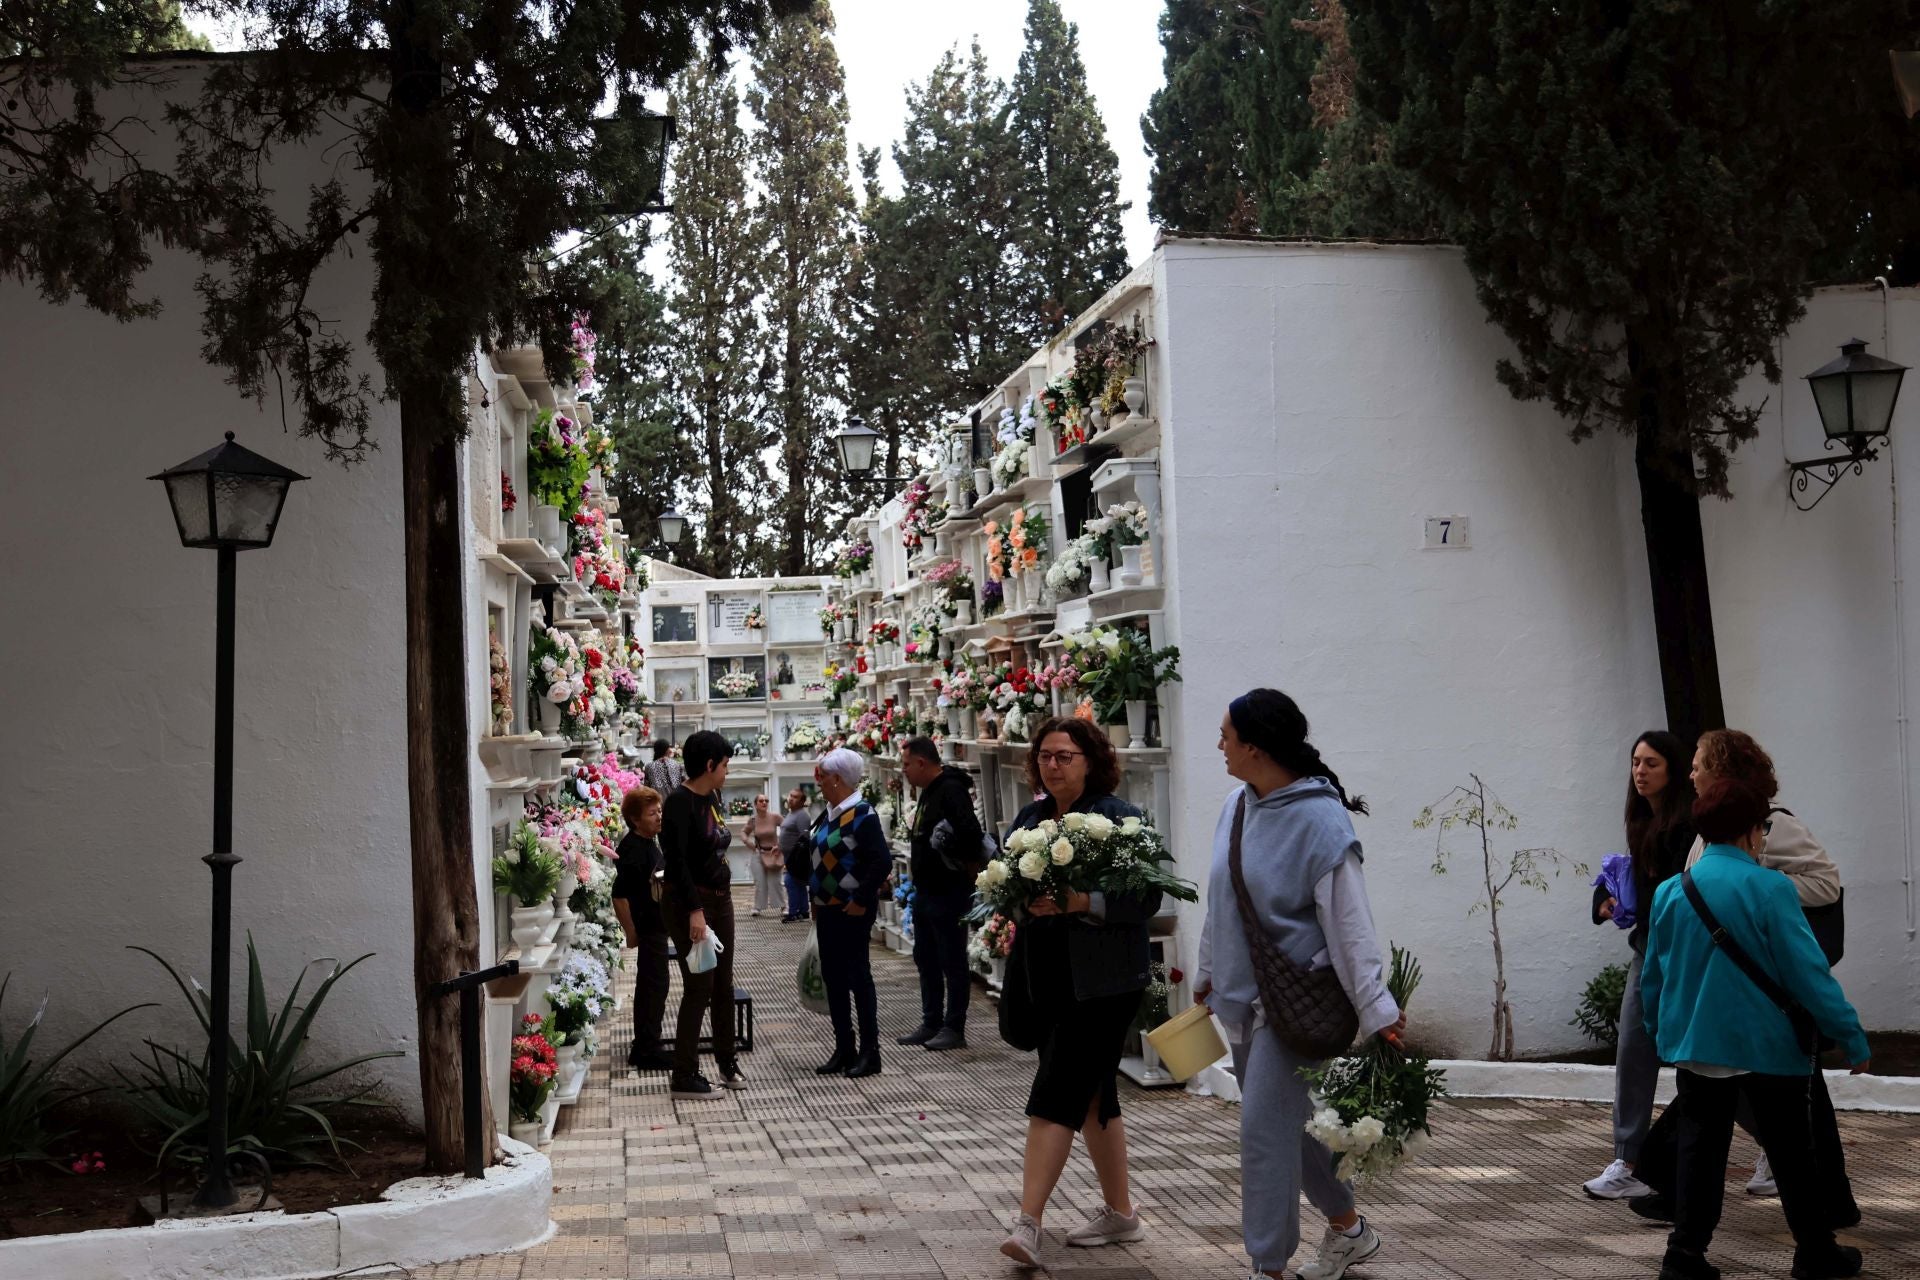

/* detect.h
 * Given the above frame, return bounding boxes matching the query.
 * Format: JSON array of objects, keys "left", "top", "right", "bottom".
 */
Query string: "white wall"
[{"left": 0, "top": 62, "right": 421, "bottom": 1111}]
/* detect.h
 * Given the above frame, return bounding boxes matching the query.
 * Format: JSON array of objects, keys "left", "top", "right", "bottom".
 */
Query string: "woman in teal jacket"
[{"left": 1640, "top": 777, "right": 1871, "bottom": 1280}]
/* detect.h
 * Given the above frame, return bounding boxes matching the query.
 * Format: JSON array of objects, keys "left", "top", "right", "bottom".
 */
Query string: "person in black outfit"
[
  {"left": 807, "top": 748, "right": 893, "bottom": 1078},
  {"left": 658, "top": 729, "right": 739, "bottom": 1100},
  {"left": 997, "top": 717, "right": 1160, "bottom": 1268},
  {"left": 611, "top": 785, "right": 671, "bottom": 1072},
  {"left": 897, "top": 736, "right": 985, "bottom": 1051}
]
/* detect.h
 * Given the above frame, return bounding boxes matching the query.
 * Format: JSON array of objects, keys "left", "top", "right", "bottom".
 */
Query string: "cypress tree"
[
  {"left": 1141, "top": 0, "right": 1258, "bottom": 232},
  {"left": 846, "top": 146, "right": 935, "bottom": 485},
  {"left": 748, "top": 0, "right": 859, "bottom": 574},
  {"left": 1007, "top": 0, "right": 1130, "bottom": 338}
]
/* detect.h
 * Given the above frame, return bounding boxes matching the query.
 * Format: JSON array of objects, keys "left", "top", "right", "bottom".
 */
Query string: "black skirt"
[{"left": 1022, "top": 917, "right": 1142, "bottom": 1130}]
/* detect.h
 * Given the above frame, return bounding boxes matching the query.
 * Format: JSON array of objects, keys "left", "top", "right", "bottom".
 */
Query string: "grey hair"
[{"left": 818, "top": 747, "right": 865, "bottom": 788}]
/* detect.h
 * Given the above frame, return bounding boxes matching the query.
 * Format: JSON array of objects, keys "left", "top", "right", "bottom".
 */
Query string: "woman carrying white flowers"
[{"left": 1196, "top": 689, "right": 1405, "bottom": 1280}]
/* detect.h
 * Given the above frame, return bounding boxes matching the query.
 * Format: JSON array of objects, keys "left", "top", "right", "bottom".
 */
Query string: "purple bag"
[{"left": 1592, "top": 853, "right": 1636, "bottom": 929}]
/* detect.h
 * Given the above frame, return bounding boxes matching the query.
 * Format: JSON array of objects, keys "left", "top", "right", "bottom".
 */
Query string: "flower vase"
[
  {"left": 1089, "top": 405, "right": 1108, "bottom": 434},
  {"left": 1105, "top": 720, "right": 1130, "bottom": 748},
  {"left": 1118, "top": 543, "right": 1145, "bottom": 588},
  {"left": 946, "top": 477, "right": 965, "bottom": 510},
  {"left": 1028, "top": 440, "right": 1050, "bottom": 481},
  {"left": 1125, "top": 700, "right": 1149, "bottom": 749},
  {"left": 509, "top": 906, "right": 545, "bottom": 951},
  {"left": 947, "top": 709, "right": 961, "bottom": 738},
  {"left": 1123, "top": 377, "right": 1147, "bottom": 417},
  {"left": 556, "top": 871, "right": 579, "bottom": 916},
  {"left": 1090, "top": 556, "right": 1111, "bottom": 594},
  {"left": 556, "top": 1040, "right": 581, "bottom": 1088},
  {"left": 508, "top": 1119, "right": 542, "bottom": 1147},
  {"left": 973, "top": 466, "right": 992, "bottom": 500},
  {"left": 1049, "top": 686, "right": 1064, "bottom": 717},
  {"left": 988, "top": 956, "right": 1007, "bottom": 990}
]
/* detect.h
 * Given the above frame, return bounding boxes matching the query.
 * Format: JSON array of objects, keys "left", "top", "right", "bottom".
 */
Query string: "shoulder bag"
[
  {"left": 1768, "top": 807, "right": 1845, "bottom": 966},
  {"left": 1680, "top": 869, "right": 1818, "bottom": 1066},
  {"left": 1227, "top": 795, "right": 1359, "bottom": 1059}
]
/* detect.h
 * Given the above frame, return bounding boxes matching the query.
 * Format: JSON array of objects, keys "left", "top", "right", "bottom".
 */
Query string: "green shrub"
[
  {"left": 102, "top": 937, "right": 404, "bottom": 1170},
  {"left": 0, "top": 976, "right": 154, "bottom": 1169},
  {"left": 1571, "top": 962, "right": 1630, "bottom": 1048}
]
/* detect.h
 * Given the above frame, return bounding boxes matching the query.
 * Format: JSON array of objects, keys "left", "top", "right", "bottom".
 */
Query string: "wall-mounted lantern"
[{"left": 1788, "top": 338, "right": 1908, "bottom": 511}]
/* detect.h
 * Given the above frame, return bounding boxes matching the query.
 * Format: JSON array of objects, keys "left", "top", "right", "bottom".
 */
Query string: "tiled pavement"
[{"left": 420, "top": 893, "right": 1920, "bottom": 1279}]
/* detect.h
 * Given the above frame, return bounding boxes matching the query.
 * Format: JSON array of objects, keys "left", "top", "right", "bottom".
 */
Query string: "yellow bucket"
[{"left": 1144, "top": 1003, "right": 1228, "bottom": 1082}]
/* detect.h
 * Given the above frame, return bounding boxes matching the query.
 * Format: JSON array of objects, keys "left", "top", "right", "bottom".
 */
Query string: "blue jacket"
[{"left": 1640, "top": 843, "right": 1868, "bottom": 1076}]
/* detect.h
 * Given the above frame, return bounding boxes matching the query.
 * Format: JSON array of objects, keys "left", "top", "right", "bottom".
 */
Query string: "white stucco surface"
[
  {"left": 0, "top": 61, "right": 421, "bottom": 1111},
  {"left": 1153, "top": 240, "right": 1920, "bottom": 1056}
]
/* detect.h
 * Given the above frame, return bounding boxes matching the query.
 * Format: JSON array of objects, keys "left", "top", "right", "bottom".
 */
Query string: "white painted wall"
[
  {"left": 0, "top": 62, "right": 421, "bottom": 1111},
  {"left": 1154, "top": 239, "right": 1920, "bottom": 1057}
]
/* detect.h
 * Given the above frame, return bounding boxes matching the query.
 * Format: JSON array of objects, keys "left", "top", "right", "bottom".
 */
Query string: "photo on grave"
[
  {"left": 708, "top": 654, "right": 767, "bottom": 702},
  {"left": 651, "top": 602, "right": 697, "bottom": 644},
  {"left": 653, "top": 663, "right": 701, "bottom": 705}
]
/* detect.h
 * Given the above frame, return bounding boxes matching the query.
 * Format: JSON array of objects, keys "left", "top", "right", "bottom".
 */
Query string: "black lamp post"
[
  {"left": 149, "top": 432, "right": 306, "bottom": 1210},
  {"left": 833, "top": 417, "right": 890, "bottom": 487},
  {"left": 1788, "top": 338, "right": 1909, "bottom": 511}
]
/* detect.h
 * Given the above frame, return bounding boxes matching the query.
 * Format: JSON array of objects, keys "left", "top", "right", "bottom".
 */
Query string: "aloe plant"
[
  {"left": 1, "top": 976, "right": 156, "bottom": 1169},
  {"left": 102, "top": 936, "right": 404, "bottom": 1169}
]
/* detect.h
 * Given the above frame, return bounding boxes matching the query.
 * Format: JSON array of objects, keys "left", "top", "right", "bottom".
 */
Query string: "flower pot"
[
  {"left": 1125, "top": 700, "right": 1149, "bottom": 750},
  {"left": 1089, "top": 405, "right": 1108, "bottom": 433},
  {"left": 1049, "top": 686, "right": 1063, "bottom": 717},
  {"left": 988, "top": 956, "right": 1006, "bottom": 990},
  {"left": 1090, "top": 557, "right": 1111, "bottom": 594},
  {"left": 1105, "top": 720, "right": 1130, "bottom": 748},
  {"left": 556, "top": 871, "right": 579, "bottom": 913},
  {"left": 531, "top": 898, "right": 555, "bottom": 929},
  {"left": 1123, "top": 377, "right": 1147, "bottom": 416},
  {"left": 556, "top": 1040, "right": 581, "bottom": 1082},
  {"left": 509, "top": 906, "right": 546, "bottom": 951},
  {"left": 973, "top": 467, "right": 992, "bottom": 500},
  {"left": 508, "top": 1119, "right": 542, "bottom": 1146},
  {"left": 947, "top": 709, "right": 961, "bottom": 738},
  {"left": 534, "top": 504, "right": 562, "bottom": 553},
  {"left": 1144, "top": 1003, "right": 1228, "bottom": 1083},
  {"left": 1118, "top": 543, "right": 1145, "bottom": 588},
  {"left": 959, "top": 707, "right": 977, "bottom": 739}
]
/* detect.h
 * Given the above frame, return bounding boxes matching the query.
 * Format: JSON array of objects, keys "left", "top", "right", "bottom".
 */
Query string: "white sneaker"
[
  {"left": 1583, "top": 1159, "right": 1652, "bottom": 1200},
  {"left": 1746, "top": 1153, "right": 1778, "bottom": 1197},
  {"left": 1296, "top": 1218, "right": 1382, "bottom": 1280}
]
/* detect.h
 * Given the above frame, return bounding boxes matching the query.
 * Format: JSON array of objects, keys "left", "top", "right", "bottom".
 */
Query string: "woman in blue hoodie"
[
  {"left": 1639, "top": 777, "right": 1871, "bottom": 1280},
  {"left": 1196, "top": 690, "right": 1403, "bottom": 1280}
]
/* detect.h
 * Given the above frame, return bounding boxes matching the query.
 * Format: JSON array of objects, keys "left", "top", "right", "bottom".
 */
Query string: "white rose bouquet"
[{"left": 973, "top": 810, "right": 1197, "bottom": 917}]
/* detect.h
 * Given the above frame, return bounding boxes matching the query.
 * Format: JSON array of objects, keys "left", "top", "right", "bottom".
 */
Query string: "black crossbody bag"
[{"left": 1680, "top": 869, "right": 1819, "bottom": 1068}]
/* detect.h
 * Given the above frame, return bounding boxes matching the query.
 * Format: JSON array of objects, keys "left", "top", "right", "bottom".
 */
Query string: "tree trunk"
[
  {"left": 1630, "top": 345, "right": 1727, "bottom": 745},
  {"left": 402, "top": 405, "right": 488, "bottom": 1174}
]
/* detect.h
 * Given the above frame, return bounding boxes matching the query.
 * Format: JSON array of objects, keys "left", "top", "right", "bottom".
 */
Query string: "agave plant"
[
  {"left": 1, "top": 976, "right": 156, "bottom": 1170},
  {"left": 102, "top": 937, "right": 403, "bottom": 1170}
]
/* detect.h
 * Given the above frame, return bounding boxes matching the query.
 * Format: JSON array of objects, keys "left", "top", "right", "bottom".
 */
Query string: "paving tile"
[{"left": 412, "top": 890, "right": 1920, "bottom": 1280}]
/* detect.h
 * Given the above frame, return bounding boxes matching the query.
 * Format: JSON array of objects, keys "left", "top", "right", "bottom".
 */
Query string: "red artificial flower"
[{"left": 1169, "top": 968, "right": 1185, "bottom": 985}]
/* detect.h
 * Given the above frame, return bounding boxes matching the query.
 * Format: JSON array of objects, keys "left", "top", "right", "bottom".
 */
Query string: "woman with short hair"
[
  {"left": 998, "top": 717, "right": 1160, "bottom": 1269},
  {"left": 658, "top": 729, "right": 738, "bottom": 1100},
  {"left": 612, "top": 785, "right": 670, "bottom": 1072},
  {"left": 807, "top": 748, "right": 892, "bottom": 1078}
]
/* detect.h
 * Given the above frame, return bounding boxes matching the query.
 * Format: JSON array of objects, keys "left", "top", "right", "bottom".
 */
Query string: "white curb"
[{"left": 0, "top": 1136, "right": 554, "bottom": 1280}]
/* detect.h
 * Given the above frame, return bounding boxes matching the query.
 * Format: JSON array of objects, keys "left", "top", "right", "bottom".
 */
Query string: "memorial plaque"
[
  {"left": 708, "top": 654, "right": 767, "bottom": 701},
  {"left": 653, "top": 664, "right": 700, "bottom": 704},
  {"left": 767, "top": 647, "right": 826, "bottom": 694},
  {"left": 708, "top": 592, "right": 763, "bottom": 646},
  {"left": 767, "top": 589, "right": 826, "bottom": 644},
  {"left": 650, "top": 603, "right": 697, "bottom": 643}
]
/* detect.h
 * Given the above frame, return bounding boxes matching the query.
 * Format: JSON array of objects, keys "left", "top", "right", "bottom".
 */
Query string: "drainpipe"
[{"left": 1878, "top": 276, "right": 1918, "bottom": 940}]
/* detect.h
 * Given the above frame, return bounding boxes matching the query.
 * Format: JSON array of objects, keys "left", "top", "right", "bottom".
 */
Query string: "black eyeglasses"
[{"left": 1035, "top": 750, "right": 1084, "bottom": 766}]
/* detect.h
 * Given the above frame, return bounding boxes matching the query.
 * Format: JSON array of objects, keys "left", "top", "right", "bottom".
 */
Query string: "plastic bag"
[
  {"left": 687, "top": 931, "right": 726, "bottom": 976},
  {"left": 797, "top": 924, "right": 829, "bottom": 1016}
]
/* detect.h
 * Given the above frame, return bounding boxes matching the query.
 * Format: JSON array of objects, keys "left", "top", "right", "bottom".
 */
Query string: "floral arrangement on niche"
[
  {"left": 905, "top": 605, "right": 944, "bottom": 663},
  {"left": 786, "top": 720, "right": 825, "bottom": 754},
  {"left": 983, "top": 520, "right": 1008, "bottom": 583},
  {"left": 818, "top": 601, "right": 845, "bottom": 636},
  {"left": 715, "top": 669, "right": 759, "bottom": 700},
  {"left": 899, "top": 479, "right": 942, "bottom": 553},
  {"left": 743, "top": 604, "right": 764, "bottom": 631},
  {"left": 493, "top": 821, "right": 562, "bottom": 907},
  {"left": 726, "top": 796, "right": 754, "bottom": 818},
  {"left": 501, "top": 471, "right": 518, "bottom": 515},
  {"left": 529, "top": 618, "right": 590, "bottom": 736},
  {"left": 510, "top": 1014, "right": 559, "bottom": 1124},
  {"left": 569, "top": 508, "right": 626, "bottom": 606},
  {"left": 528, "top": 409, "right": 591, "bottom": 520},
  {"left": 488, "top": 624, "right": 514, "bottom": 736},
  {"left": 570, "top": 315, "right": 597, "bottom": 393},
  {"left": 1045, "top": 532, "right": 1100, "bottom": 596},
  {"left": 987, "top": 663, "right": 1047, "bottom": 742},
  {"left": 834, "top": 538, "right": 874, "bottom": 579},
  {"left": 868, "top": 618, "right": 901, "bottom": 645},
  {"left": 823, "top": 661, "right": 859, "bottom": 706},
  {"left": 1063, "top": 625, "right": 1182, "bottom": 724},
  {"left": 1008, "top": 507, "right": 1048, "bottom": 577},
  {"left": 924, "top": 558, "right": 973, "bottom": 613},
  {"left": 546, "top": 951, "right": 614, "bottom": 1047},
  {"left": 981, "top": 578, "right": 1004, "bottom": 617}
]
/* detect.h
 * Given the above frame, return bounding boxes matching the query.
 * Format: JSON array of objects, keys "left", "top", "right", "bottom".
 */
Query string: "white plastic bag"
[
  {"left": 797, "top": 924, "right": 829, "bottom": 1016},
  {"left": 687, "top": 931, "right": 726, "bottom": 975}
]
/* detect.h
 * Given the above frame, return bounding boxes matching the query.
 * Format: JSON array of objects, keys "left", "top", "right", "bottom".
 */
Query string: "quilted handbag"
[{"left": 1227, "top": 795, "right": 1358, "bottom": 1059}]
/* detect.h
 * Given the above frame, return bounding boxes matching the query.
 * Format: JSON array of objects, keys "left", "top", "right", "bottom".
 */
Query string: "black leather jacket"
[{"left": 1003, "top": 791, "right": 1161, "bottom": 1001}]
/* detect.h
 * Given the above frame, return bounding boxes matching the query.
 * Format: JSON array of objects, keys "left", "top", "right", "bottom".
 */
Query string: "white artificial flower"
[
  {"left": 1049, "top": 838, "right": 1074, "bottom": 866},
  {"left": 1063, "top": 812, "right": 1087, "bottom": 832},
  {"left": 1082, "top": 813, "right": 1115, "bottom": 841},
  {"left": 975, "top": 867, "right": 994, "bottom": 891},
  {"left": 547, "top": 681, "right": 572, "bottom": 703},
  {"left": 1018, "top": 851, "right": 1046, "bottom": 880},
  {"left": 1120, "top": 816, "right": 1144, "bottom": 835},
  {"left": 540, "top": 656, "right": 557, "bottom": 672},
  {"left": 1098, "top": 630, "right": 1122, "bottom": 655},
  {"left": 1038, "top": 819, "right": 1058, "bottom": 839},
  {"left": 502, "top": 845, "right": 520, "bottom": 865},
  {"left": 986, "top": 861, "right": 1010, "bottom": 886},
  {"left": 1350, "top": 1115, "right": 1387, "bottom": 1149}
]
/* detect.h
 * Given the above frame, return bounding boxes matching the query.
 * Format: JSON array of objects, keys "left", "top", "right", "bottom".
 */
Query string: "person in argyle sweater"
[{"left": 808, "top": 748, "right": 894, "bottom": 1079}]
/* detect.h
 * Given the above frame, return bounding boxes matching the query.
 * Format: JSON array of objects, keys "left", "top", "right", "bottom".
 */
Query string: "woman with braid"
[{"left": 1195, "top": 690, "right": 1404, "bottom": 1280}]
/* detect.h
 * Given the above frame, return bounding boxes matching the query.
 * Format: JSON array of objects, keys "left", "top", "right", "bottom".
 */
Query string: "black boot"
[
  {"left": 815, "top": 1046, "right": 855, "bottom": 1075},
  {"left": 924, "top": 1027, "right": 966, "bottom": 1051},
  {"left": 896, "top": 1022, "right": 940, "bottom": 1046},
  {"left": 845, "top": 1048, "right": 883, "bottom": 1078},
  {"left": 1791, "top": 1245, "right": 1863, "bottom": 1280},
  {"left": 1658, "top": 1248, "right": 1721, "bottom": 1280}
]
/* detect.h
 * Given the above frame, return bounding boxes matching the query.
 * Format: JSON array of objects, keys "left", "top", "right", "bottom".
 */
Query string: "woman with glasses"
[{"left": 998, "top": 718, "right": 1160, "bottom": 1270}]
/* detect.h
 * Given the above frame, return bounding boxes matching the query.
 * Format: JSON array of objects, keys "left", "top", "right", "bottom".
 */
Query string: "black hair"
[
  {"left": 681, "top": 729, "right": 733, "bottom": 779},
  {"left": 901, "top": 736, "right": 942, "bottom": 765},
  {"left": 1227, "top": 689, "right": 1369, "bottom": 815},
  {"left": 651, "top": 739, "right": 672, "bottom": 760},
  {"left": 1625, "top": 729, "right": 1696, "bottom": 903}
]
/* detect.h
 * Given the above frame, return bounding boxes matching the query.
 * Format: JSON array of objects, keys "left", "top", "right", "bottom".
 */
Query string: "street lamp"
[
  {"left": 1789, "top": 338, "right": 1909, "bottom": 511},
  {"left": 833, "top": 417, "right": 889, "bottom": 486},
  {"left": 149, "top": 432, "right": 306, "bottom": 1210},
  {"left": 658, "top": 507, "right": 687, "bottom": 548}
]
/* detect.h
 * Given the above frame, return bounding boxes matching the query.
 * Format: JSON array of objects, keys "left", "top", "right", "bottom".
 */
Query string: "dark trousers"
[
  {"left": 627, "top": 931, "right": 670, "bottom": 1061},
  {"left": 912, "top": 889, "right": 972, "bottom": 1031},
  {"left": 1669, "top": 1070, "right": 1835, "bottom": 1259},
  {"left": 815, "top": 905, "right": 878, "bottom": 1054},
  {"left": 784, "top": 872, "right": 809, "bottom": 919},
  {"left": 1639, "top": 1065, "right": 1856, "bottom": 1222},
  {"left": 662, "top": 886, "right": 736, "bottom": 1077}
]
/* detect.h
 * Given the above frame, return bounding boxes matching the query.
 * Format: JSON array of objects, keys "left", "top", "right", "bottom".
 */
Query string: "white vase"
[
  {"left": 953, "top": 598, "right": 972, "bottom": 626},
  {"left": 1090, "top": 557, "right": 1111, "bottom": 594},
  {"left": 946, "top": 477, "right": 965, "bottom": 510},
  {"left": 1028, "top": 440, "right": 1049, "bottom": 481},
  {"left": 1106, "top": 720, "right": 1130, "bottom": 748},
  {"left": 509, "top": 906, "right": 545, "bottom": 951},
  {"left": 947, "top": 709, "right": 961, "bottom": 738},
  {"left": 959, "top": 707, "right": 976, "bottom": 739},
  {"left": 1090, "top": 405, "right": 1108, "bottom": 433},
  {"left": 1123, "top": 377, "right": 1147, "bottom": 416},
  {"left": 532, "top": 899, "right": 555, "bottom": 929},
  {"left": 973, "top": 467, "right": 992, "bottom": 500},
  {"left": 508, "top": 1119, "right": 542, "bottom": 1146},
  {"left": 556, "top": 1040, "right": 581, "bottom": 1084},
  {"left": 1118, "top": 543, "right": 1145, "bottom": 588},
  {"left": 1049, "top": 686, "right": 1063, "bottom": 717},
  {"left": 1125, "top": 700, "right": 1149, "bottom": 750},
  {"left": 556, "top": 870, "right": 579, "bottom": 913}
]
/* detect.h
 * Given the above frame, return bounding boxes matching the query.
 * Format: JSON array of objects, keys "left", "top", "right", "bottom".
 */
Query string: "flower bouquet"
[
  {"left": 868, "top": 618, "right": 902, "bottom": 644},
  {"left": 1008, "top": 507, "right": 1048, "bottom": 576},
  {"left": 1045, "top": 533, "right": 1099, "bottom": 597},
  {"left": 744, "top": 605, "right": 765, "bottom": 631},
  {"left": 1103, "top": 500, "right": 1151, "bottom": 547},
  {"left": 488, "top": 625, "right": 514, "bottom": 736},
  {"left": 970, "top": 912, "right": 1017, "bottom": 963},
  {"left": 546, "top": 952, "right": 614, "bottom": 1046},
  {"left": 510, "top": 1015, "right": 559, "bottom": 1124},
  {"left": 1300, "top": 946, "right": 1447, "bottom": 1188},
  {"left": 973, "top": 810, "right": 1197, "bottom": 917},
  {"left": 727, "top": 796, "right": 754, "bottom": 818},
  {"left": 823, "top": 662, "right": 859, "bottom": 706},
  {"left": 528, "top": 410, "right": 591, "bottom": 519},
  {"left": 715, "top": 670, "right": 759, "bottom": 700},
  {"left": 818, "top": 602, "right": 844, "bottom": 637},
  {"left": 494, "top": 822, "right": 563, "bottom": 907},
  {"left": 786, "top": 721, "right": 824, "bottom": 754},
  {"left": 835, "top": 538, "right": 874, "bottom": 579}
]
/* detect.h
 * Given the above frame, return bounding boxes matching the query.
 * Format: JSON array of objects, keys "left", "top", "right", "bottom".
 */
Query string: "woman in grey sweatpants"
[{"left": 1197, "top": 691, "right": 1403, "bottom": 1280}]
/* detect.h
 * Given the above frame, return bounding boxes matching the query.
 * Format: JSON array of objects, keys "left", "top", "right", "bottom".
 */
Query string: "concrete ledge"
[
  {"left": 0, "top": 1136, "right": 553, "bottom": 1280},
  {"left": 1434, "top": 1059, "right": 1920, "bottom": 1113}
]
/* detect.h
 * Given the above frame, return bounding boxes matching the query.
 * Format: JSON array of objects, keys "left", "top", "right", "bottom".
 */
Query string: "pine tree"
[
  {"left": 749, "top": 0, "right": 858, "bottom": 575},
  {"left": 1348, "top": 0, "right": 1920, "bottom": 742},
  {"left": 1141, "top": 0, "right": 1258, "bottom": 232},
  {"left": 663, "top": 56, "right": 774, "bottom": 580},
  {"left": 1007, "top": 0, "right": 1129, "bottom": 338}
]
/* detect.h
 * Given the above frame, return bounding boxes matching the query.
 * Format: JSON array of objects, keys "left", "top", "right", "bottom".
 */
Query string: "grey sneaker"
[
  {"left": 1297, "top": 1218, "right": 1382, "bottom": 1280},
  {"left": 999, "top": 1213, "right": 1042, "bottom": 1267},
  {"left": 1066, "top": 1203, "right": 1144, "bottom": 1247}
]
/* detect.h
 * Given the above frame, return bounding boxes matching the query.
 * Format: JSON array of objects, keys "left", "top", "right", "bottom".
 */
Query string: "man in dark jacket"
[{"left": 898, "top": 736, "right": 986, "bottom": 1050}]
